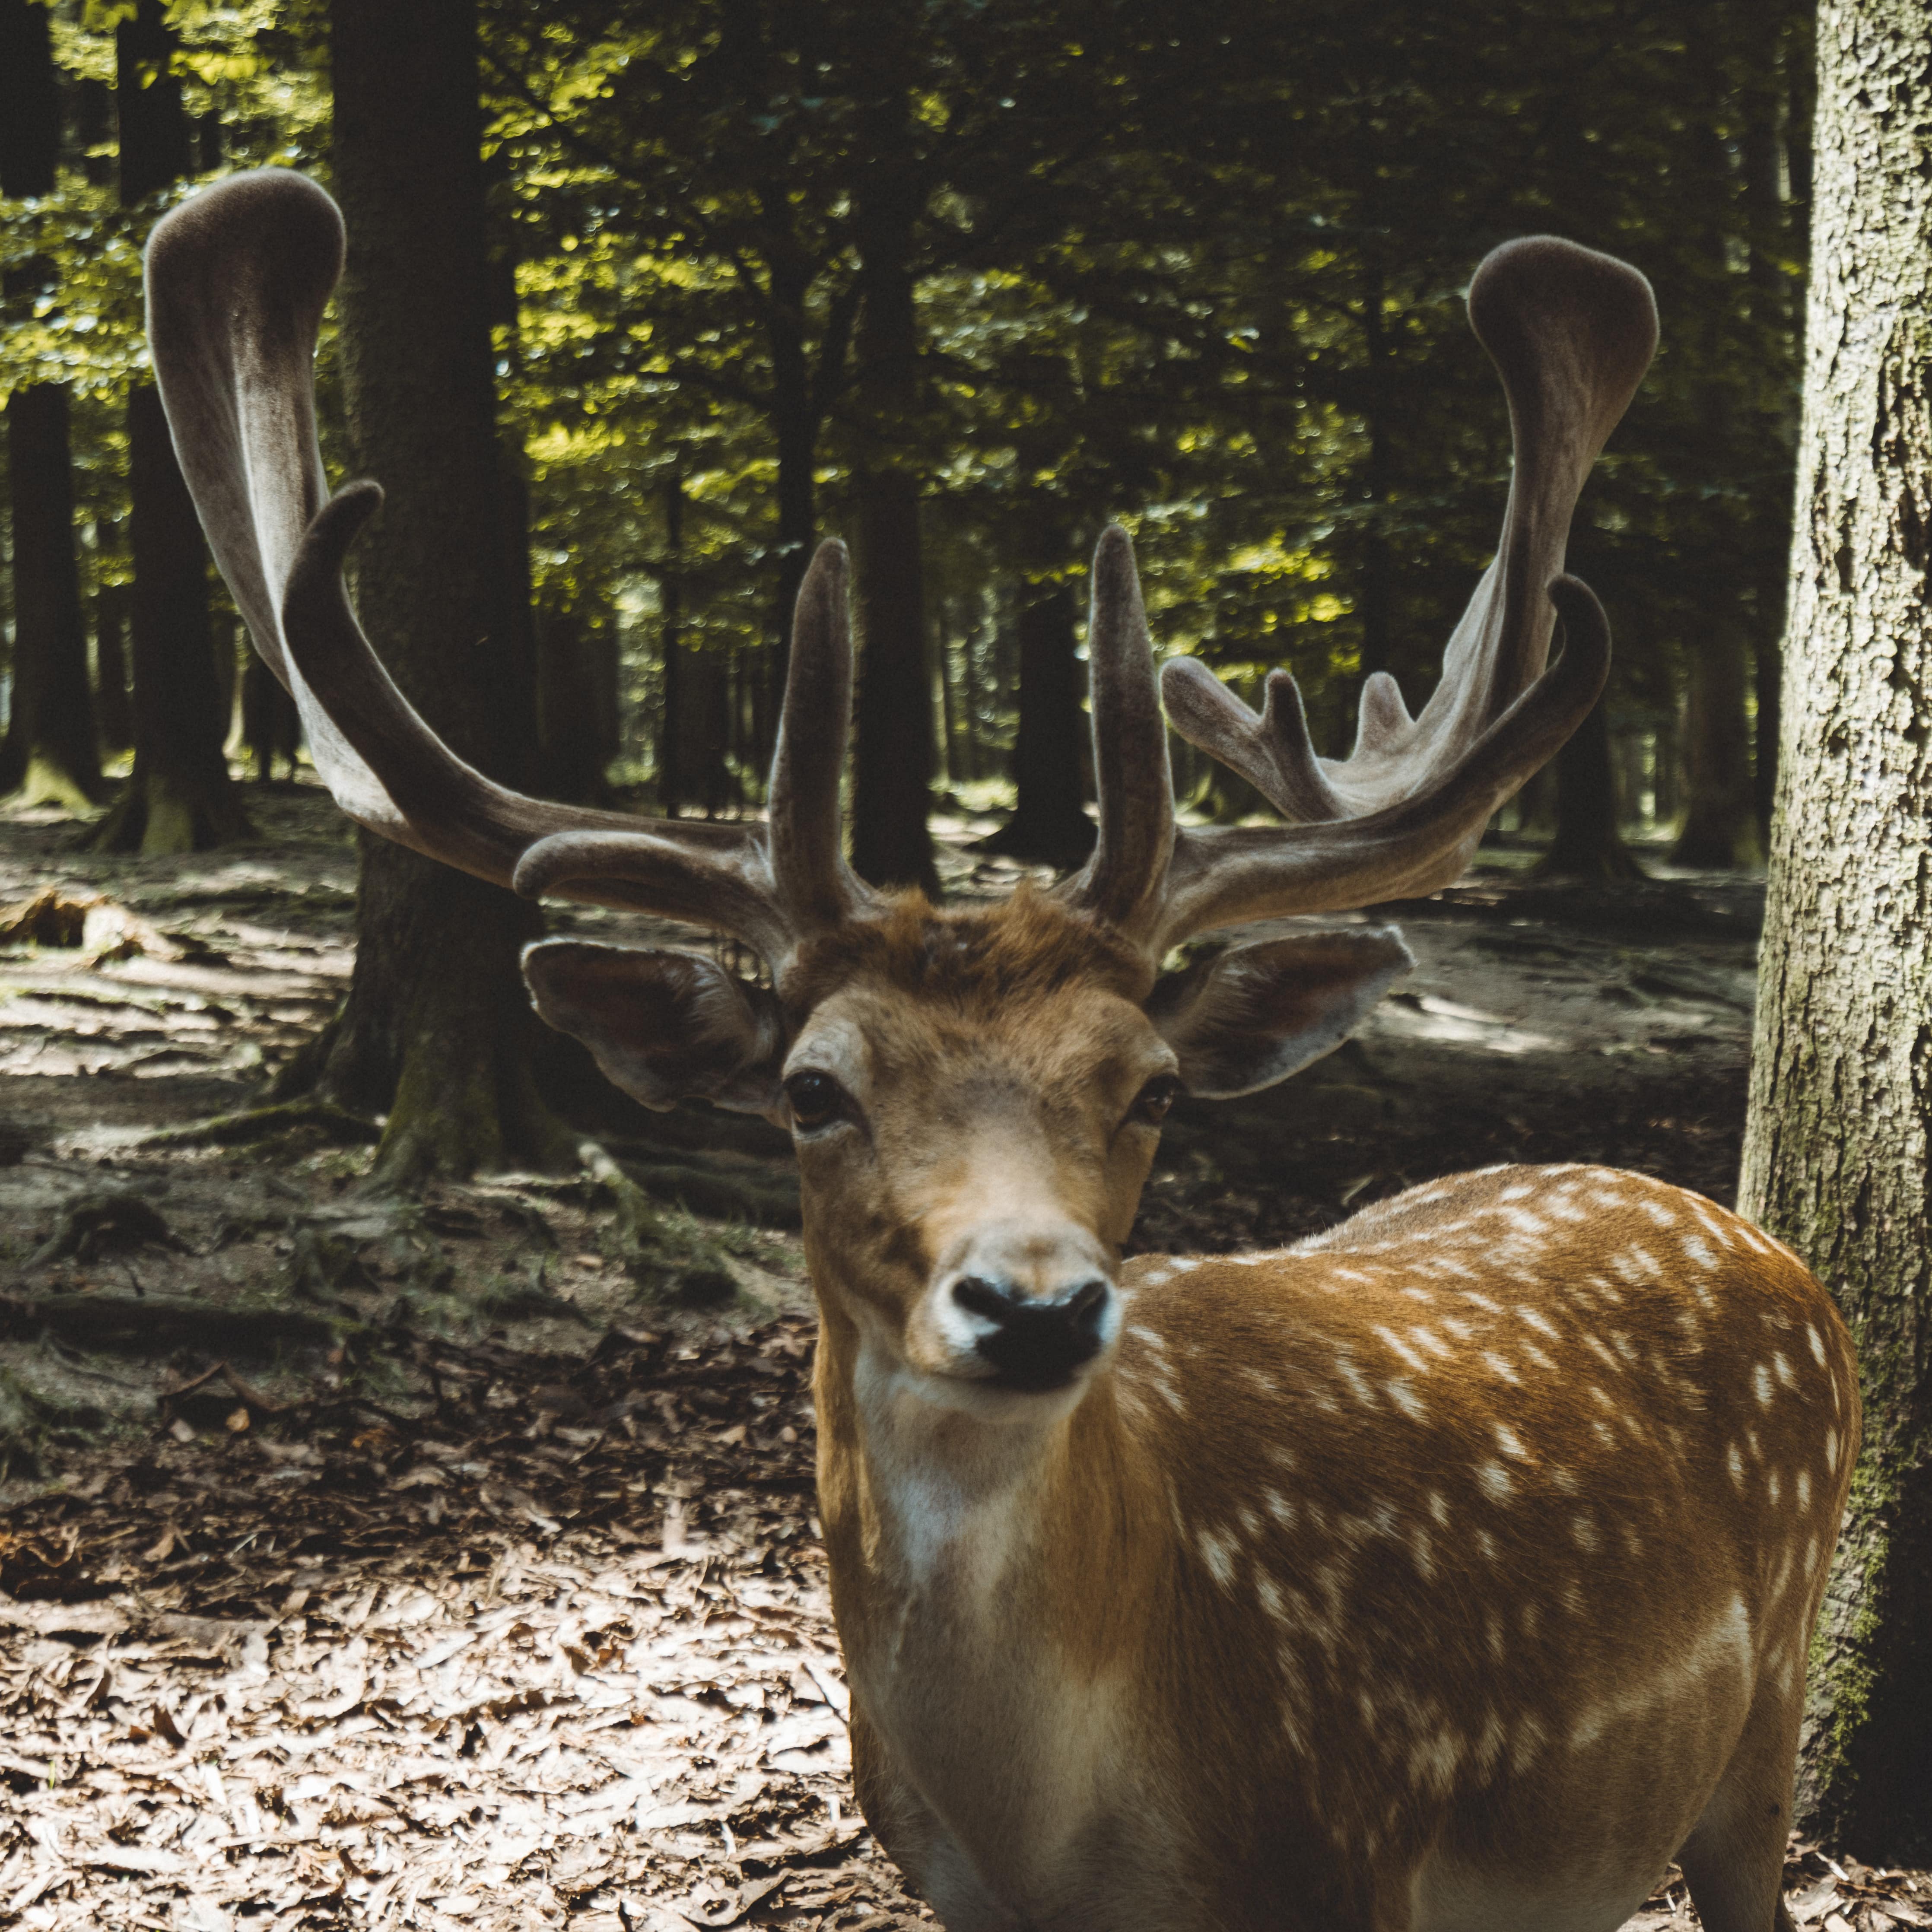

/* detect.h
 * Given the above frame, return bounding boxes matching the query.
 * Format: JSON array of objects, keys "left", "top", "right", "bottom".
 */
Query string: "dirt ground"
[{"left": 2, "top": 782, "right": 1928, "bottom": 1932}]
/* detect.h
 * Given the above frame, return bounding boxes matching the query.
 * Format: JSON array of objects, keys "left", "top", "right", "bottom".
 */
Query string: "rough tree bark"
[
  {"left": 304, "top": 0, "right": 566, "bottom": 1183},
  {"left": 91, "top": 0, "right": 248, "bottom": 853},
  {"left": 1739, "top": 0, "right": 1932, "bottom": 1861},
  {"left": 848, "top": 200, "right": 938, "bottom": 894},
  {"left": 0, "top": 0, "right": 103, "bottom": 809}
]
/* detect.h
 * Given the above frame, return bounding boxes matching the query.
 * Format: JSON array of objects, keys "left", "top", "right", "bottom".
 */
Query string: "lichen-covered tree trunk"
[
  {"left": 312, "top": 0, "right": 566, "bottom": 1185},
  {"left": 1738, "top": 0, "right": 1932, "bottom": 1861}
]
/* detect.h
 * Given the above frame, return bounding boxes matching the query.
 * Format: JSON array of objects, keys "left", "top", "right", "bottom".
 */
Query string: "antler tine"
[
  {"left": 1123, "top": 236, "right": 1655, "bottom": 952},
  {"left": 512, "top": 541, "right": 873, "bottom": 954},
  {"left": 1061, "top": 525, "right": 1175, "bottom": 938},
  {"left": 1155, "top": 574, "right": 1611, "bottom": 947},
  {"left": 1161, "top": 238, "right": 1654, "bottom": 833},
  {"left": 766, "top": 540, "right": 872, "bottom": 931},
  {"left": 149, "top": 168, "right": 825, "bottom": 965}
]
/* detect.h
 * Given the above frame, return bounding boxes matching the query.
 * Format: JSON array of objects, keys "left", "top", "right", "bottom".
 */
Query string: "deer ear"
[
  {"left": 521, "top": 941, "right": 789, "bottom": 1119},
  {"left": 1147, "top": 929, "right": 1413, "bottom": 1099}
]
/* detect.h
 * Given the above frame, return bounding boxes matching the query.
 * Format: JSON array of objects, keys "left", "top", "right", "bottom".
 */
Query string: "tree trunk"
[
  {"left": 89, "top": 384, "right": 248, "bottom": 851},
  {"left": 0, "top": 0, "right": 102, "bottom": 809},
  {"left": 767, "top": 265, "right": 817, "bottom": 728},
  {"left": 1673, "top": 622, "right": 1764, "bottom": 867},
  {"left": 2, "top": 387, "right": 105, "bottom": 807},
  {"left": 536, "top": 603, "right": 616, "bottom": 804},
  {"left": 848, "top": 238, "right": 937, "bottom": 894},
  {"left": 1535, "top": 694, "right": 1643, "bottom": 879},
  {"left": 239, "top": 654, "right": 299, "bottom": 782},
  {"left": 313, "top": 0, "right": 565, "bottom": 1185},
  {"left": 1739, "top": 0, "right": 1932, "bottom": 1862},
  {"left": 655, "top": 475, "right": 733, "bottom": 817},
  {"left": 92, "top": 515, "right": 133, "bottom": 756},
  {"left": 978, "top": 553, "right": 1095, "bottom": 866},
  {"left": 92, "top": 0, "right": 248, "bottom": 853},
  {"left": 1754, "top": 632, "right": 1783, "bottom": 838}
]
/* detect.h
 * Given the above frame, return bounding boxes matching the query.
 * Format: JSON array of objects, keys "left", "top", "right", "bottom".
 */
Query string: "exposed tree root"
[
  {"left": 600, "top": 1144, "right": 801, "bottom": 1228},
  {"left": 142, "top": 1099, "right": 383, "bottom": 1151},
  {"left": 0, "top": 1292, "right": 350, "bottom": 1354},
  {"left": 29, "top": 1191, "right": 189, "bottom": 1268},
  {"left": 578, "top": 1141, "right": 741, "bottom": 1306}
]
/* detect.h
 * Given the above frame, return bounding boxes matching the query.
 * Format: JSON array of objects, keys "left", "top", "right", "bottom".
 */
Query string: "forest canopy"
[{"left": 1, "top": 0, "right": 1809, "bottom": 866}]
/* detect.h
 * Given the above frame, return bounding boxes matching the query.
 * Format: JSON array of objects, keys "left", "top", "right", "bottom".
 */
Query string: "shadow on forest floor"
[{"left": 3, "top": 788, "right": 1930, "bottom": 1929}]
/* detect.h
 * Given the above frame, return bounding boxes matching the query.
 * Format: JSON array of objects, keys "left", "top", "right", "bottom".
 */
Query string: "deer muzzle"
[{"left": 933, "top": 1221, "right": 1120, "bottom": 1393}]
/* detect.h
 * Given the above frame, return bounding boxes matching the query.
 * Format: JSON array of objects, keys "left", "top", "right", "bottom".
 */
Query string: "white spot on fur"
[
  {"left": 1494, "top": 1423, "right": 1529, "bottom": 1460},
  {"left": 1796, "top": 1469, "right": 1812, "bottom": 1511},
  {"left": 1478, "top": 1461, "right": 1514, "bottom": 1502},
  {"left": 1773, "top": 1352, "right": 1797, "bottom": 1390},
  {"left": 1807, "top": 1324, "right": 1827, "bottom": 1366},
  {"left": 1573, "top": 1512, "right": 1599, "bottom": 1551},
  {"left": 1681, "top": 1234, "right": 1719, "bottom": 1271},
  {"left": 1373, "top": 1326, "right": 1428, "bottom": 1376},
  {"left": 1753, "top": 1362, "right": 1774, "bottom": 1407},
  {"left": 1385, "top": 1380, "right": 1427, "bottom": 1423},
  {"left": 1727, "top": 1444, "right": 1745, "bottom": 1488},
  {"left": 1198, "top": 1525, "right": 1239, "bottom": 1589},
  {"left": 1481, "top": 1352, "right": 1522, "bottom": 1385},
  {"left": 1334, "top": 1353, "right": 1378, "bottom": 1408}
]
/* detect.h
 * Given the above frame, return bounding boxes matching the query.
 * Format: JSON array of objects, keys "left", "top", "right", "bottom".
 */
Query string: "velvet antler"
[
  {"left": 146, "top": 168, "right": 871, "bottom": 968},
  {"left": 1063, "top": 235, "right": 1656, "bottom": 953}
]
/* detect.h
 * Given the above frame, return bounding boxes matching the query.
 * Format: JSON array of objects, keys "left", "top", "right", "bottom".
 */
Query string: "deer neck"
[{"left": 813, "top": 1294, "right": 1163, "bottom": 1633}]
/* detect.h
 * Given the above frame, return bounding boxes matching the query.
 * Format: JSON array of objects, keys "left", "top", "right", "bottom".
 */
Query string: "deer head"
[{"left": 146, "top": 170, "right": 1653, "bottom": 1411}]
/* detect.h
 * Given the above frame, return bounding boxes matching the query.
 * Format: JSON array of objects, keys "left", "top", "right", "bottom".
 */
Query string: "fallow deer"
[{"left": 147, "top": 169, "right": 1856, "bottom": 1932}]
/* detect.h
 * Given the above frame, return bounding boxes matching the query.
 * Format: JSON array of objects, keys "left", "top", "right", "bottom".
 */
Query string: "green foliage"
[{"left": 3, "top": 0, "right": 1811, "bottom": 808}]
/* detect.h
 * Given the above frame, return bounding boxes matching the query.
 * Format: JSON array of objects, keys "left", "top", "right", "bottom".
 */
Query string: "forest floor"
[{"left": 1, "top": 781, "right": 1928, "bottom": 1932}]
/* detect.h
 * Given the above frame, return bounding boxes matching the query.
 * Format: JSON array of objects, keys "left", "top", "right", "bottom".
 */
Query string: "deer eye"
[
  {"left": 1131, "top": 1074, "right": 1182, "bottom": 1127},
  {"left": 784, "top": 1070, "right": 847, "bottom": 1131}
]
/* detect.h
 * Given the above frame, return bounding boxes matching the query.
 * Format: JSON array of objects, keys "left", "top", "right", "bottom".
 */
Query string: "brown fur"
[{"left": 781, "top": 887, "right": 1157, "bottom": 1019}]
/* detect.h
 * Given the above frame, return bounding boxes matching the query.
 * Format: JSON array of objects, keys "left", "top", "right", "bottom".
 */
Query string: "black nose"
[{"left": 952, "top": 1274, "right": 1112, "bottom": 1391}]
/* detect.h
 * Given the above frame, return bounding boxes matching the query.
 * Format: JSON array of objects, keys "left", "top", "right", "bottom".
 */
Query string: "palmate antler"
[
  {"left": 149, "top": 171, "right": 1654, "bottom": 981},
  {"left": 145, "top": 168, "right": 874, "bottom": 972},
  {"left": 1065, "top": 236, "right": 1657, "bottom": 955}
]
